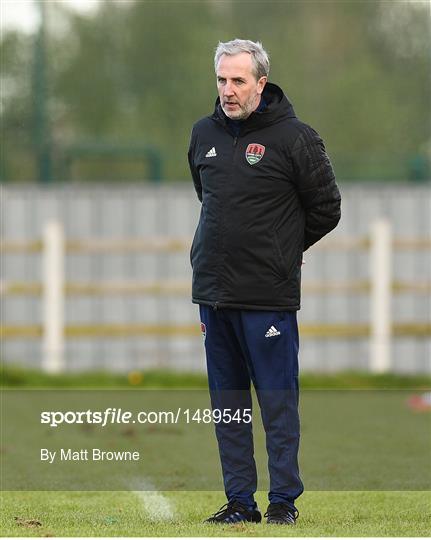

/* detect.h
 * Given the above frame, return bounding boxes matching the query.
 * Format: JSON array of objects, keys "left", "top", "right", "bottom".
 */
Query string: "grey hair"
[{"left": 214, "top": 39, "right": 270, "bottom": 80}]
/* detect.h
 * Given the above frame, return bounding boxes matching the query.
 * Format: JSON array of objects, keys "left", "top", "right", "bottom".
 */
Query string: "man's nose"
[{"left": 223, "top": 82, "right": 234, "bottom": 96}]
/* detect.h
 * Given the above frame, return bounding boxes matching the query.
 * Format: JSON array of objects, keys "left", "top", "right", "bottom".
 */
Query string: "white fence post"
[
  {"left": 370, "top": 218, "right": 392, "bottom": 373},
  {"left": 42, "top": 221, "right": 65, "bottom": 373}
]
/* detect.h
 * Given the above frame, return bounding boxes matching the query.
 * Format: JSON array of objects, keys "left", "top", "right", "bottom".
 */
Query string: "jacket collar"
[{"left": 211, "top": 82, "right": 297, "bottom": 135}]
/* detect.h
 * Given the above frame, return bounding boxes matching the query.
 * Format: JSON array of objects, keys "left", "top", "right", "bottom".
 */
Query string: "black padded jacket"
[{"left": 188, "top": 82, "right": 341, "bottom": 311}]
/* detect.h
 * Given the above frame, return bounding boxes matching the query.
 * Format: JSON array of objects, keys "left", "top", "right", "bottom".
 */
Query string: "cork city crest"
[
  {"left": 245, "top": 143, "right": 265, "bottom": 165},
  {"left": 200, "top": 322, "right": 206, "bottom": 342}
]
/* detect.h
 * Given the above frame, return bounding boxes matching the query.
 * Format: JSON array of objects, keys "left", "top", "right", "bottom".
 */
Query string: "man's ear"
[{"left": 257, "top": 76, "right": 267, "bottom": 95}]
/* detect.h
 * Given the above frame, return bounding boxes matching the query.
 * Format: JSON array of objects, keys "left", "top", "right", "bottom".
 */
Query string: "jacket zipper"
[{"left": 214, "top": 133, "right": 239, "bottom": 310}]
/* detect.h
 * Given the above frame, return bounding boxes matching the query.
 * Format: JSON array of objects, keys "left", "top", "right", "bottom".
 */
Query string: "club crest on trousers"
[
  {"left": 245, "top": 143, "right": 265, "bottom": 165},
  {"left": 200, "top": 322, "right": 206, "bottom": 341}
]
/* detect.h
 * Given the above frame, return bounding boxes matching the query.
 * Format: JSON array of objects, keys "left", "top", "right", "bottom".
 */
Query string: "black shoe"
[
  {"left": 265, "top": 502, "right": 298, "bottom": 524},
  {"left": 204, "top": 500, "right": 262, "bottom": 524}
]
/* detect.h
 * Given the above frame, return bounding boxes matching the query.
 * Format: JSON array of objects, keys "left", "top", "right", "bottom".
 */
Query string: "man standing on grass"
[{"left": 188, "top": 38, "right": 341, "bottom": 525}]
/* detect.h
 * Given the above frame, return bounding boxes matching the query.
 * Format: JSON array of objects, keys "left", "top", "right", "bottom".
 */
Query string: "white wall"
[{"left": 2, "top": 183, "right": 430, "bottom": 373}]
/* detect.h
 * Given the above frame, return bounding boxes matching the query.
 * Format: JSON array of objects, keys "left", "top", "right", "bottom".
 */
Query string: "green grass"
[
  {"left": 2, "top": 367, "right": 430, "bottom": 536},
  {"left": 2, "top": 365, "right": 430, "bottom": 389},
  {"left": 4, "top": 389, "right": 430, "bottom": 492},
  {"left": 1, "top": 490, "right": 430, "bottom": 536}
]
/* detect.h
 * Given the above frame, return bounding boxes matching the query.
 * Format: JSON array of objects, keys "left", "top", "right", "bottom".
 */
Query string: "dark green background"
[{"left": 1, "top": 0, "right": 430, "bottom": 182}]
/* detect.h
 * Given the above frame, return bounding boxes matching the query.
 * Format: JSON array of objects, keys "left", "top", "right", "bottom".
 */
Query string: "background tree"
[{"left": 1, "top": 0, "right": 430, "bottom": 182}]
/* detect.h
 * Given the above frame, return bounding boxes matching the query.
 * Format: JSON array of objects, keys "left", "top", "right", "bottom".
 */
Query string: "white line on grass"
[{"left": 131, "top": 479, "right": 175, "bottom": 522}]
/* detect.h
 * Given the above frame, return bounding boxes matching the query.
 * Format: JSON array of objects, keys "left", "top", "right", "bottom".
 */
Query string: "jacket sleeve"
[
  {"left": 291, "top": 125, "right": 341, "bottom": 251},
  {"left": 188, "top": 128, "right": 202, "bottom": 202}
]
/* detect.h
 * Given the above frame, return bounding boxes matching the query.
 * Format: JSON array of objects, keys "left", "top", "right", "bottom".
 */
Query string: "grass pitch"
[
  {"left": 1, "top": 490, "right": 430, "bottom": 537},
  {"left": 2, "top": 369, "right": 430, "bottom": 536}
]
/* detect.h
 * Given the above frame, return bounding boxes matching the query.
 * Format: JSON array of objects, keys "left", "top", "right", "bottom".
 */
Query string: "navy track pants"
[{"left": 199, "top": 305, "right": 304, "bottom": 511}]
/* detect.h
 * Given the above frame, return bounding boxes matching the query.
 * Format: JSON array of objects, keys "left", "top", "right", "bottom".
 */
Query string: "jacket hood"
[{"left": 212, "top": 82, "right": 297, "bottom": 132}]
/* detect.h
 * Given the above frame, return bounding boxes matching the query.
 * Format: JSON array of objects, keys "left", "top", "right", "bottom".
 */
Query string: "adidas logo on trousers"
[{"left": 265, "top": 325, "right": 281, "bottom": 337}]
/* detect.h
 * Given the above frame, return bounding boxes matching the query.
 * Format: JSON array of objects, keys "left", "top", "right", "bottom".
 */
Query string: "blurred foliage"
[{"left": 1, "top": 0, "right": 430, "bottom": 182}]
